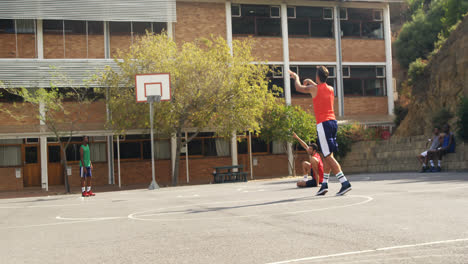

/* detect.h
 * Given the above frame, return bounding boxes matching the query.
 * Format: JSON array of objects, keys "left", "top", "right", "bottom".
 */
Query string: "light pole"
[{"left": 148, "top": 95, "right": 161, "bottom": 190}]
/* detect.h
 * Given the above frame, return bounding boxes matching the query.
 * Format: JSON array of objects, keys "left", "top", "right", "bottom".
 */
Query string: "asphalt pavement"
[{"left": 1, "top": 172, "right": 468, "bottom": 264}]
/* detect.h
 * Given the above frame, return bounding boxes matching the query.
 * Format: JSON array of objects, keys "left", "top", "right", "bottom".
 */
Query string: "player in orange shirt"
[
  {"left": 289, "top": 66, "right": 352, "bottom": 196},
  {"left": 293, "top": 133, "right": 323, "bottom": 188}
]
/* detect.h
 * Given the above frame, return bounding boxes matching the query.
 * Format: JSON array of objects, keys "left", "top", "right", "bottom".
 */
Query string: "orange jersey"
[
  {"left": 313, "top": 83, "right": 336, "bottom": 124},
  {"left": 313, "top": 152, "right": 324, "bottom": 183}
]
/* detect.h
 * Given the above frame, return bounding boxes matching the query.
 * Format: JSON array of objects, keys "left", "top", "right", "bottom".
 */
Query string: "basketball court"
[{"left": 1, "top": 172, "right": 468, "bottom": 263}]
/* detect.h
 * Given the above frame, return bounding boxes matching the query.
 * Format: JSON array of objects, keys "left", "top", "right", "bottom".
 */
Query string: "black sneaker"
[
  {"left": 435, "top": 166, "right": 442, "bottom": 172},
  {"left": 316, "top": 182, "right": 328, "bottom": 196},
  {"left": 420, "top": 167, "right": 427, "bottom": 173},
  {"left": 429, "top": 166, "right": 436, "bottom": 172},
  {"left": 336, "top": 181, "right": 352, "bottom": 196}
]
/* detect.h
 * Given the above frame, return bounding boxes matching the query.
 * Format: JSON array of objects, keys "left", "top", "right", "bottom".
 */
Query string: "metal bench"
[{"left": 213, "top": 165, "right": 248, "bottom": 183}]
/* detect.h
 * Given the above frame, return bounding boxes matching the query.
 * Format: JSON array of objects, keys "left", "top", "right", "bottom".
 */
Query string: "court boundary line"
[{"left": 266, "top": 238, "right": 468, "bottom": 264}]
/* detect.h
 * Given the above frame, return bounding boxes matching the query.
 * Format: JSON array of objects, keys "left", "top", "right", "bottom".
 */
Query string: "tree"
[
  {"left": 1, "top": 77, "right": 97, "bottom": 193},
  {"left": 260, "top": 104, "right": 317, "bottom": 176},
  {"left": 395, "top": 0, "right": 468, "bottom": 68},
  {"left": 96, "top": 33, "right": 277, "bottom": 185}
]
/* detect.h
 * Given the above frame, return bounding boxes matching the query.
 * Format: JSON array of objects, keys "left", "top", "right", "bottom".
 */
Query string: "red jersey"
[
  {"left": 313, "top": 153, "right": 324, "bottom": 183},
  {"left": 313, "top": 83, "right": 336, "bottom": 124}
]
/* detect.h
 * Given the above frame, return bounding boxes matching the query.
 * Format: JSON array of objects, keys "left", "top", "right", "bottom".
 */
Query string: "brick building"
[{"left": 0, "top": 0, "right": 401, "bottom": 191}]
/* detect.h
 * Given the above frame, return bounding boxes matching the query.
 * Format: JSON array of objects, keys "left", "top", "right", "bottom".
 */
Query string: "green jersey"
[{"left": 80, "top": 144, "right": 91, "bottom": 167}]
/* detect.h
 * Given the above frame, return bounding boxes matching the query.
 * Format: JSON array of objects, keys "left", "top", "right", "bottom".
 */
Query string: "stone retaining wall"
[{"left": 341, "top": 135, "right": 468, "bottom": 174}]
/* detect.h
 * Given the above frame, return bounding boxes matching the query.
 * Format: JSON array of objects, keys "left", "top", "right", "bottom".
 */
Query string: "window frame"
[
  {"left": 180, "top": 134, "right": 230, "bottom": 159},
  {"left": 323, "top": 8, "right": 333, "bottom": 20},
  {"left": 343, "top": 66, "right": 387, "bottom": 97},
  {"left": 287, "top": 6, "right": 296, "bottom": 19},
  {"left": 376, "top": 66, "right": 385, "bottom": 78},
  {"left": 342, "top": 66, "right": 351, "bottom": 78},
  {"left": 232, "top": 4, "right": 282, "bottom": 37},
  {"left": 232, "top": 4, "right": 242, "bottom": 17},
  {"left": 270, "top": 6, "right": 281, "bottom": 18},
  {"left": 0, "top": 143, "right": 22, "bottom": 167},
  {"left": 340, "top": 8, "right": 348, "bottom": 20},
  {"left": 340, "top": 8, "right": 384, "bottom": 39},
  {"left": 288, "top": 6, "right": 334, "bottom": 38},
  {"left": 373, "top": 10, "right": 383, "bottom": 21}
]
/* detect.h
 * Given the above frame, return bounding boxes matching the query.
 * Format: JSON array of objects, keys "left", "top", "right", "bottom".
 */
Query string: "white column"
[
  {"left": 39, "top": 101, "right": 48, "bottom": 190},
  {"left": 334, "top": 6, "right": 345, "bottom": 117},
  {"left": 226, "top": 2, "right": 238, "bottom": 167},
  {"left": 40, "top": 136, "right": 48, "bottom": 191},
  {"left": 185, "top": 132, "right": 189, "bottom": 183},
  {"left": 231, "top": 132, "right": 238, "bottom": 167},
  {"left": 226, "top": 1, "right": 233, "bottom": 55},
  {"left": 383, "top": 4, "right": 395, "bottom": 115},
  {"left": 104, "top": 21, "right": 110, "bottom": 59},
  {"left": 281, "top": 4, "right": 293, "bottom": 176},
  {"left": 167, "top": 22, "right": 173, "bottom": 39},
  {"left": 281, "top": 4, "right": 291, "bottom": 105},
  {"left": 171, "top": 133, "right": 177, "bottom": 179},
  {"left": 36, "top": 19, "right": 43, "bottom": 59}
]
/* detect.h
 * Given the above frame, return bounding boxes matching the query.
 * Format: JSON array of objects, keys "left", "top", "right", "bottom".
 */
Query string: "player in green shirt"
[{"left": 80, "top": 136, "right": 95, "bottom": 197}]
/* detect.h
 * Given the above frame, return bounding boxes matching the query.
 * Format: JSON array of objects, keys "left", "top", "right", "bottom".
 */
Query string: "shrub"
[
  {"left": 456, "top": 97, "right": 468, "bottom": 142},
  {"left": 408, "top": 58, "right": 428, "bottom": 86},
  {"left": 335, "top": 125, "right": 353, "bottom": 161},
  {"left": 394, "top": 103, "right": 409, "bottom": 127}
]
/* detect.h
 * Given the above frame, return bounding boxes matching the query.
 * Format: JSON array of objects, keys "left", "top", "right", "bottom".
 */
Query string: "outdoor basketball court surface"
[{"left": 1, "top": 172, "right": 468, "bottom": 264}]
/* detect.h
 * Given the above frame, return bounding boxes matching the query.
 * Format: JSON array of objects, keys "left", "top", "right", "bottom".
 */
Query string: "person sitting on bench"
[{"left": 430, "top": 123, "right": 456, "bottom": 172}]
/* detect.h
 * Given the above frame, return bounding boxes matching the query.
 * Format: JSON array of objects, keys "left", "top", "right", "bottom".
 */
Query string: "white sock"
[
  {"left": 336, "top": 171, "right": 348, "bottom": 183},
  {"left": 422, "top": 164, "right": 426, "bottom": 168},
  {"left": 323, "top": 173, "right": 330, "bottom": 184},
  {"left": 81, "top": 187, "right": 85, "bottom": 193},
  {"left": 87, "top": 186, "right": 91, "bottom": 192},
  {"left": 430, "top": 160, "right": 434, "bottom": 167},
  {"left": 438, "top": 160, "right": 441, "bottom": 167}
]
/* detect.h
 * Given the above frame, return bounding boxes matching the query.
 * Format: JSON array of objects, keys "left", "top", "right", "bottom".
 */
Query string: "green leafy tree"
[
  {"left": 395, "top": 0, "right": 468, "bottom": 68},
  {"left": 260, "top": 104, "right": 316, "bottom": 176},
  {"left": 1, "top": 79, "right": 96, "bottom": 193},
  {"left": 96, "top": 33, "right": 277, "bottom": 185}
]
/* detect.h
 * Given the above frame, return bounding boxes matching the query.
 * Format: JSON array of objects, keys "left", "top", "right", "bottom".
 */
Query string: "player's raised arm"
[
  {"left": 293, "top": 132, "right": 309, "bottom": 152},
  {"left": 288, "top": 70, "right": 317, "bottom": 97}
]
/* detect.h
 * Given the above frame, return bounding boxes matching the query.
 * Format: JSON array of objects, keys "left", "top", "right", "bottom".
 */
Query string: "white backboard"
[{"left": 135, "top": 73, "right": 171, "bottom": 103}]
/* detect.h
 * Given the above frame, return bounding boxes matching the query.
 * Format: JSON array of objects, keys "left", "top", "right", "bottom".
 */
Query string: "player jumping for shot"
[{"left": 289, "top": 66, "right": 352, "bottom": 196}]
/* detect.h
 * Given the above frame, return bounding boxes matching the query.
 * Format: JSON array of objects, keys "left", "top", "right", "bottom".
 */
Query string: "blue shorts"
[
  {"left": 80, "top": 167, "right": 92, "bottom": 178},
  {"left": 317, "top": 120, "right": 338, "bottom": 157}
]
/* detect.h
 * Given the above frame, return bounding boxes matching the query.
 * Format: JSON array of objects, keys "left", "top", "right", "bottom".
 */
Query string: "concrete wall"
[{"left": 341, "top": 136, "right": 468, "bottom": 174}]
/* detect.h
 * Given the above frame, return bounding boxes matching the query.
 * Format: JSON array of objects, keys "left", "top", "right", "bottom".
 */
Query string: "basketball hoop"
[{"left": 135, "top": 74, "right": 171, "bottom": 190}]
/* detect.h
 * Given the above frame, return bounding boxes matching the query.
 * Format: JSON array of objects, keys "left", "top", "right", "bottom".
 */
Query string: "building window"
[
  {"left": 48, "top": 145, "right": 61, "bottom": 163},
  {"left": 237, "top": 135, "right": 271, "bottom": 155},
  {"left": 109, "top": 21, "right": 166, "bottom": 57},
  {"left": 0, "top": 19, "right": 37, "bottom": 58},
  {"left": 232, "top": 4, "right": 281, "bottom": 37},
  {"left": 142, "top": 139, "right": 171, "bottom": 160},
  {"left": 0, "top": 139, "right": 22, "bottom": 167},
  {"left": 288, "top": 6, "right": 333, "bottom": 38},
  {"left": 180, "top": 133, "right": 230, "bottom": 158},
  {"left": 343, "top": 66, "right": 386, "bottom": 96},
  {"left": 44, "top": 20, "right": 105, "bottom": 58},
  {"left": 340, "top": 8, "right": 383, "bottom": 39},
  {"left": 268, "top": 65, "right": 337, "bottom": 97}
]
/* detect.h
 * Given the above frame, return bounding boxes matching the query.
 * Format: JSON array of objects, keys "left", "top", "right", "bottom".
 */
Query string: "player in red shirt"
[
  {"left": 289, "top": 66, "right": 352, "bottom": 196},
  {"left": 293, "top": 133, "right": 323, "bottom": 188}
]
